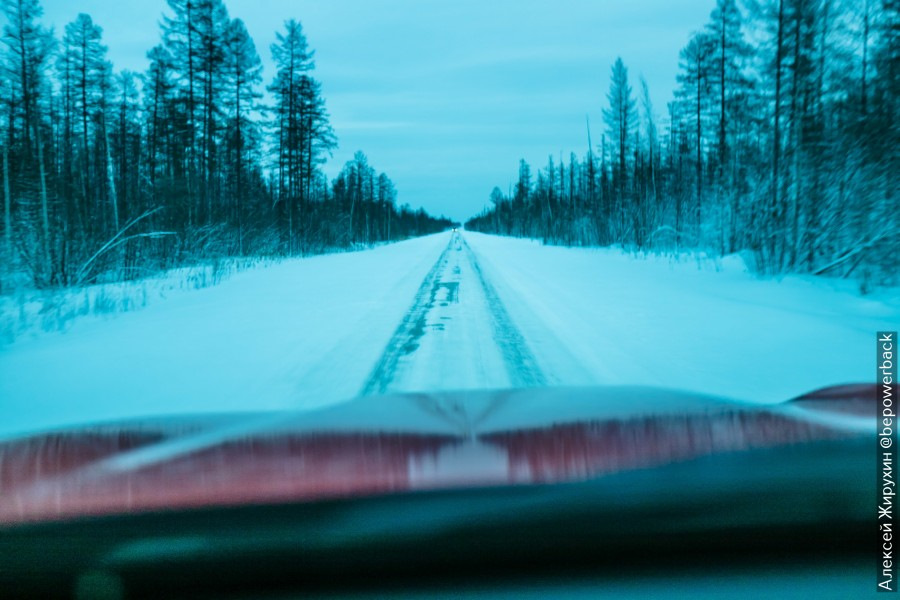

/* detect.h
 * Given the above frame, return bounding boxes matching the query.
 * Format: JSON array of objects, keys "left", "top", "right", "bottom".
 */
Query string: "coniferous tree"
[
  {"left": 2, "top": 0, "right": 55, "bottom": 284},
  {"left": 222, "top": 17, "right": 261, "bottom": 253},
  {"left": 269, "top": 19, "right": 336, "bottom": 252},
  {"left": 469, "top": 0, "right": 897, "bottom": 289},
  {"left": 603, "top": 57, "right": 636, "bottom": 242}
]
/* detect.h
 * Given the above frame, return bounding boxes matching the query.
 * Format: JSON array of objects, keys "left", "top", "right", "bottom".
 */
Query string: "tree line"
[
  {"left": 466, "top": 0, "right": 897, "bottom": 289},
  {"left": 1, "top": 0, "right": 453, "bottom": 289}
]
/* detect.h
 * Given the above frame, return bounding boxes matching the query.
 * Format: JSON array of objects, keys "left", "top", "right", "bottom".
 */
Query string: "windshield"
[{"left": 0, "top": 0, "right": 896, "bottom": 497}]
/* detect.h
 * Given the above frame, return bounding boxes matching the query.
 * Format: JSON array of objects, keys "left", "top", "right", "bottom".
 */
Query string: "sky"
[{"left": 34, "top": 0, "right": 718, "bottom": 222}]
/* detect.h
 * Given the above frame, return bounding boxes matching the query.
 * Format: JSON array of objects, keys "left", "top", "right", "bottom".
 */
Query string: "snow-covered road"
[
  {"left": 1, "top": 230, "right": 896, "bottom": 439},
  {"left": 361, "top": 231, "right": 545, "bottom": 396}
]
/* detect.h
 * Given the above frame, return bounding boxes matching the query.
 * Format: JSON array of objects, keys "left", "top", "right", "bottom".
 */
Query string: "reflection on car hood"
[{"left": 0, "top": 385, "right": 874, "bottom": 525}]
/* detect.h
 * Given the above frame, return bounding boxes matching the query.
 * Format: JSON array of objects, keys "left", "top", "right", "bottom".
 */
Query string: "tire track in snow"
[
  {"left": 359, "top": 236, "right": 456, "bottom": 396},
  {"left": 360, "top": 232, "right": 546, "bottom": 396},
  {"left": 459, "top": 237, "right": 546, "bottom": 389}
]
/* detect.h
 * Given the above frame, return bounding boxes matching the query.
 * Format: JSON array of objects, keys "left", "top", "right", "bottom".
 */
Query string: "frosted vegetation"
[
  {"left": 466, "top": 0, "right": 898, "bottom": 292},
  {"left": 0, "top": 0, "right": 454, "bottom": 296},
  {"left": 0, "top": 256, "right": 278, "bottom": 343}
]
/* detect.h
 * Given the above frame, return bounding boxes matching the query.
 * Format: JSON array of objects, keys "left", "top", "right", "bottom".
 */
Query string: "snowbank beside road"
[
  {"left": 0, "top": 234, "right": 449, "bottom": 439},
  {"left": 465, "top": 232, "right": 898, "bottom": 403},
  {"left": 0, "top": 257, "right": 277, "bottom": 345}
]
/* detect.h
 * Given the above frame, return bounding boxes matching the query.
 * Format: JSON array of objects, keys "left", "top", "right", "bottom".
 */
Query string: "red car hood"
[{"left": 0, "top": 385, "right": 873, "bottom": 526}]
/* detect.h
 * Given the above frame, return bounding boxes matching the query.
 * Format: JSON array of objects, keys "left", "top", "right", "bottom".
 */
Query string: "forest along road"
[{"left": 360, "top": 231, "right": 548, "bottom": 396}]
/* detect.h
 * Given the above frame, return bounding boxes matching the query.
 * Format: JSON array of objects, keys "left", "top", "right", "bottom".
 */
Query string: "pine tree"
[
  {"left": 2, "top": 0, "right": 54, "bottom": 284},
  {"left": 269, "top": 19, "right": 334, "bottom": 252},
  {"left": 675, "top": 32, "right": 715, "bottom": 231},
  {"left": 162, "top": 0, "right": 202, "bottom": 227},
  {"left": 60, "top": 13, "right": 108, "bottom": 237},
  {"left": 603, "top": 57, "right": 636, "bottom": 200},
  {"left": 222, "top": 17, "right": 261, "bottom": 253},
  {"left": 144, "top": 44, "right": 174, "bottom": 206},
  {"left": 706, "top": 0, "right": 752, "bottom": 168}
]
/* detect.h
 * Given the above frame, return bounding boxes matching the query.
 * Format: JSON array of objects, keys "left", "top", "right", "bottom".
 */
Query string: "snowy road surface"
[
  {"left": 361, "top": 231, "right": 545, "bottom": 396},
  {"left": 1, "top": 230, "right": 897, "bottom": 438}
]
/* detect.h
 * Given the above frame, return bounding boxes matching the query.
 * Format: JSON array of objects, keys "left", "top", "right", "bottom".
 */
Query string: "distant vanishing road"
[{"left": 360, "top": 230, "right": 547, "bottom": 396}]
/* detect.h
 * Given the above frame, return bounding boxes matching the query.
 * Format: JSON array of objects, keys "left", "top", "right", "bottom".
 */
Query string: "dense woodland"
[
  {"left": 0, "top": 0, "right": 453, "bottom": 289},
  {"left": 467, "top": 0, "right": 898, "bottom": 289}
]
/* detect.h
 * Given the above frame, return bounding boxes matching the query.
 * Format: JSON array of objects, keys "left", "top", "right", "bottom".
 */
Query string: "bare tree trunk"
[
  {"left": 149, "top": 70, "right": 160, "bottom": 201},
  {"left": 861, "top": 0, "right": 870, "bottom": 117},
  {"left": 187, "top": 1, "right": 196, "bottom": 230},
  {"left": 3, "top": 142, "right": 10, "bottom": 257},
  {"left": 789, "top": 10, "right": 802, "bottom": 269},
  {"left": 235, "top": 79, "right": 243, "bottom": 255},
  {"left": 348, "top": 196, "right": 355, "bottom": 244},
  {"left": 719, "top": 10, "right": 726, "bottom": 161},
  {"left": 104, "top": 114, "right": 119, "bottom": 232},
  {"left": 306, "top": 119, "right": 313, "bottom": 251},
  {"left": 277, "top": 104, "right": 285, "bottom": 253},
  {"left": 36, "top": 126, "right": 51, "bottom": 284},
  {"left": 696, "top": 67, "right": 702, "bottom": 229},
  {"left": 81, "top": 40, "right": 89, "bottom": 190},
  {"left": 772, "top": 0, "right": 786, "bottom": 272},
  {"left": 287, "top": 58, "right": 296, "bottom": 255}
]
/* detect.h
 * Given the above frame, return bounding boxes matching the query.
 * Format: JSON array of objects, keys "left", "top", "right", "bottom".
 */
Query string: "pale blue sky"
[{"left": 35, "top": 0, "right": 717, "bottom": 221}]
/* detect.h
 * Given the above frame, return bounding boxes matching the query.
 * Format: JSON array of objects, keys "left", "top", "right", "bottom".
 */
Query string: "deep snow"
[
  {"left": 464, "top": 232, "right": 898, "bottom": 403},
  {"left": 0, "top": 230, "right": 896, "bottom": 439}
]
